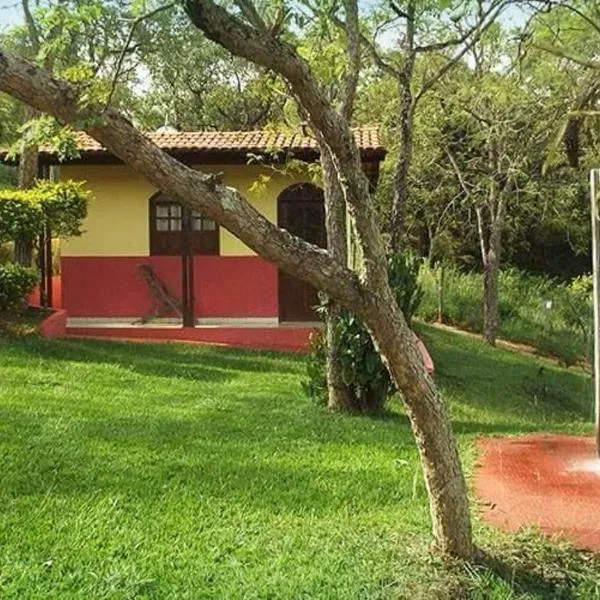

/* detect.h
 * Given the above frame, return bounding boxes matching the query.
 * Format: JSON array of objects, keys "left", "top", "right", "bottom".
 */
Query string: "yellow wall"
[{"left": 59, "top": 163, "right": 312, "bottom": 257}]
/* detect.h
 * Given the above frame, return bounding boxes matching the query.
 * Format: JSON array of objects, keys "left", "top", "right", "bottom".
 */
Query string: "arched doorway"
[{"left": 277, "top": 183, "right": 326, "bottom": 322}]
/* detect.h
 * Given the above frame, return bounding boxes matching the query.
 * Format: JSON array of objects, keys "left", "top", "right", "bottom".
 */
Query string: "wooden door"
[{"left": 278, "top": 184, "right": 326, "bottom": 322}]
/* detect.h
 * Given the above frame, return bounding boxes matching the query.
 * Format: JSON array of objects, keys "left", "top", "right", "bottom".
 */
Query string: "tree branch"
[
  {"left": 527, "top": 0, "right": 600, "bottom": 38},
  {"left": 0, "top": 47, "right": 364, "bottom": 311},
  {"left": 105, "top": 2, "right": 176, "bottom": 110},
  {"left": 340, "top": 0, "right": 360, "bottom": 120},
  {"left": 234, "top": 0, "right": 269, "bottom": 33},
  {"left": 182, "top": 0, "right": 351, "bottom": 160},
  {"left": 389, "top": 1, "right": 410, "bottom": 20},
  {"left": 182, "top": 0, "right": 388, "bottom": 288},
  {"left": 21, "top": 0, "right": 40, "bottom": 54},
  {"left": 416, "top": 1, "right": 508, "bottom": 102},
  {"left": 414, "top": 0, "right": 504, "bottom": 53},
  {"left": 530, "top": 39, "right": 600, "bottom": 70}
]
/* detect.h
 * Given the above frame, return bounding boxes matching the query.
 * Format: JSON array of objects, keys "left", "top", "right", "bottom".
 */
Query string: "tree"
[
  {"left": 2, "top": 0, "right": 137, "bottom": 264},
  {"left": 134, "top": 7, "right": 286, "bottom": 130},
  {"left": 438, "top": 29, "right": 553, "bottom": 344},
  {"left": 302, "top": 0, "right": 361, "bottom": 411},
  {"left": 0, "top": 1, "right": 473, "bottom": 557},
  {"left": 354, "top": 0, "right": 509, "bottom": 249}
]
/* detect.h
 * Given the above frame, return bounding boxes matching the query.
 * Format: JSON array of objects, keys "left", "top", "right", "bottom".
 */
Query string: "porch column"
[{"left": 181, "top": 207, "right": 195, "bottom": 327}]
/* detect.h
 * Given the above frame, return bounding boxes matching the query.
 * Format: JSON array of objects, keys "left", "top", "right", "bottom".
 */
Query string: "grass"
[
  {"left": 0, "top": 324, "right": 598, "bottom": 598},
  {"left": 0, "top": 307, "right": 51, "bottom": 336}
]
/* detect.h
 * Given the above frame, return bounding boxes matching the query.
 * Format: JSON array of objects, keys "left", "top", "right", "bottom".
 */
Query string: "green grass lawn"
[{"left": 0, "top": 324, "right": 598, "bottom": 599}]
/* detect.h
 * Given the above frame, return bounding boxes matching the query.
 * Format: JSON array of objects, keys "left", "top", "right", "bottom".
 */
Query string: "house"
[{"left": 31, "top": 128, "right": 386, "bottom": 349}]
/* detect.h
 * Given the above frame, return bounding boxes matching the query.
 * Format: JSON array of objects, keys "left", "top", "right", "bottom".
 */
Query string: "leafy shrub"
[
  {"left": 303, "top": 252, "right": 423, "bottom": 412},
  {"left": 388, "top": 251, "right": 423, "bottom": 327},
  {"left": 0, "top": 180, "right": 89, "bottom": 244},
  {"left": 0, "top": 263, "right": 38, "bottom": 312},
  {"left": 0, "top": 190, "right": 44, "bottom": 244}
]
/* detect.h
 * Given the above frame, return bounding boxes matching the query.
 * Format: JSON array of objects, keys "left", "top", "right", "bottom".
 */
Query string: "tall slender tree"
[{"left": 350, "top": 0, "right": 509, "bottom": 249}]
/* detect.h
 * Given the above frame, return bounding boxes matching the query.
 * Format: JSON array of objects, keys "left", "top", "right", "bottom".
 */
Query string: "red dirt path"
[{"left": 475, "top": 435, "right": 600, "bottom": 552}]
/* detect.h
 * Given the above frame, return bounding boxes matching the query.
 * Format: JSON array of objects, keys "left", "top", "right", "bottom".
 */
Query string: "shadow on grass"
[
  {"left": 0, "top": 402, "right": 423, "bottom": 516},
  {"left": 416, "top": 323, "right": 593, "bottom": 432},
  {"left": 0, "top": 334, "right": 303, "bottom": 383},
  {"left": 468, "top": 540, "right": 600, "bottom": 599}
]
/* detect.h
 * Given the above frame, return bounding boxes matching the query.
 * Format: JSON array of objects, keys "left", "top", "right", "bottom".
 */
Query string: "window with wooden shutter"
[{"left": 150, "top": 194, "right": 219, "bottom": 256}]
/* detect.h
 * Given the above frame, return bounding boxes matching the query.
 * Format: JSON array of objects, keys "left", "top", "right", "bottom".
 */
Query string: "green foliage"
[
  {"left": 0, "top": 188, "right": 44, "bottom": 243},
  {"left": 6, "top": 116, "right": 80, "bottom": 163},
  {"left": 35, "top": 180, "right": 89, "bottom": 237},
  {"left": 0, "top": 263, "right": 37, "bottom": 312},
  {"left": 418, "top": 265, "right": 593, "bottom": 367},
  {"left": 0, "top": 180, "right": 89, "bottom": 243},
  {"left": 388, "top": 251, "right": 424, "bottom": 326},
  {"left": 304, "top": 252, "right": 424, "bottom": 411}
]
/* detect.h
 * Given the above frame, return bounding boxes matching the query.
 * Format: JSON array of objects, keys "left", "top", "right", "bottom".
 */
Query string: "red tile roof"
[{"left": 35, "top": 127, "right": 385, "bottom": 163}]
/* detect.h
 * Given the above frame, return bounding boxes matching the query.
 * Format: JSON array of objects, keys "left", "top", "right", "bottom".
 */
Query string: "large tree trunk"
[
  {"left": 322, "top": 149, "right": 357, "bottom": 411},
  {"left": 364, "top": 288, "right": 473, "bottom": 558},
  {"left": 14, "top": 104, "right": 39, "bottom": 267},
  {"left": 482, "top": 254, "right": 499, "bottom": 345},
  {"left": 0, "top": 37, "right": 473, "bottom": 560}
]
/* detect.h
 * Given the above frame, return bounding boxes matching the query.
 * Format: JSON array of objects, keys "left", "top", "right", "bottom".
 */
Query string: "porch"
[{"left": 64, "top": 317, "right": 319, "bottom": 352}]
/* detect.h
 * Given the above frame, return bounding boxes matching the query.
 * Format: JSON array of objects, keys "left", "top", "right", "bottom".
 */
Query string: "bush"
[
  {"left": 0, "top": 180, "right": 89, "bottom": 244},
  {"left": 303, "top": 252, "right": 423, "bottom": 412},
  {"left": 0, "top": 263, "right": 38, "bottom": 312},
  {"left": 417, "top": 264, "right": 592, "bottom": 367}
]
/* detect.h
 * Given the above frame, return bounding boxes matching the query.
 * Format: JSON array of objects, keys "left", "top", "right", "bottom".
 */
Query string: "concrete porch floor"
[{"left": 65, "top": 318, "right": 321, "bottom": 352}]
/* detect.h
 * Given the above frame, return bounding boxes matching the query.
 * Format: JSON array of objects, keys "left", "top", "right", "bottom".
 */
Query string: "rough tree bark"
[
  {"left": 321, "top": 148, "right": 357, "bottom": 411},
  {"left": 476, "top": 183, "right": 506, "bottom": 347},
  {"left": 0, "top": 8, "right": 473, "bottom": 557}
]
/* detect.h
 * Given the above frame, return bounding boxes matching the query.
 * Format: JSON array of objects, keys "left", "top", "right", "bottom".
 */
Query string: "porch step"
[{"left": 65, "top": 325, "right": 317, "bottom": 352}]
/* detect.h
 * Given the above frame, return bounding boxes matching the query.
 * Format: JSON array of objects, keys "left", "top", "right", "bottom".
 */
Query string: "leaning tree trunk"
[
  {"left": 364, "top": 286, "right": 473, "bottom": 558},
  {"left": 14, "top": 104, "right": 39, "bottom": 267},
  {"left": 321, "top": 149, "right": 357, "bottom": 411}
]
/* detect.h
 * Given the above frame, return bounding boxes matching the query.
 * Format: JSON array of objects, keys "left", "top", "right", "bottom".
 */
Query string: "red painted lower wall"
[
  {"left": 192, "top": 256, "right": 278, "bottom": 317},
  {"left": 61, "top": 256, "right": 278, "bottom": 318}
]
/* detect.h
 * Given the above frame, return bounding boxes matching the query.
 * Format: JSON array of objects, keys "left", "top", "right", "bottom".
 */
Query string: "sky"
[
  {"left": 0, "top": 1, "right": 19, "bottom": 30},
  {"left": 0, "top": 0, "right": 529, "bottom": 32}
]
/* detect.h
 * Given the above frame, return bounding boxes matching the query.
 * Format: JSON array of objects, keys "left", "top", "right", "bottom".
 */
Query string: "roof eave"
[{"left": 15, "top": 146, "right": 387, "bottom": 167}]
